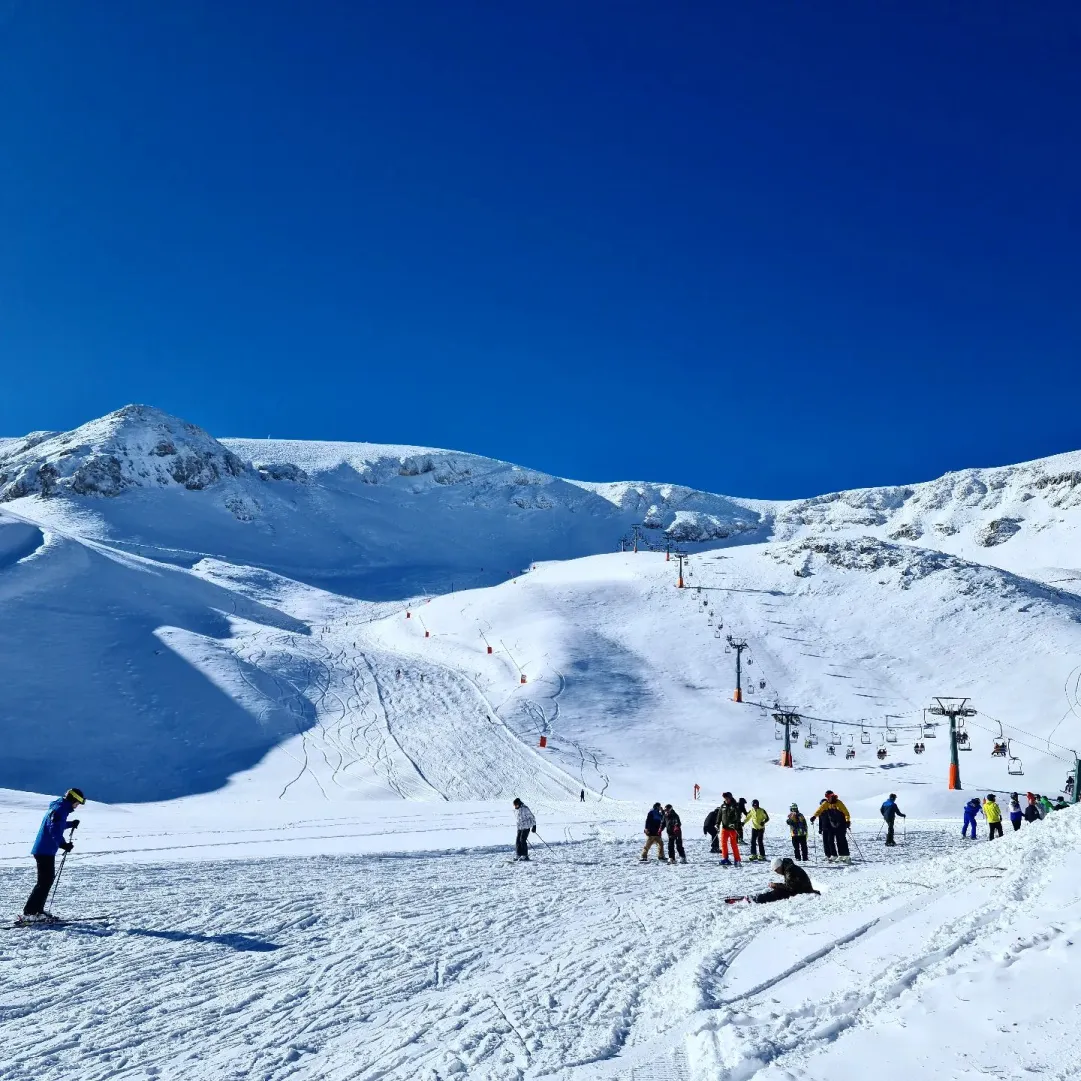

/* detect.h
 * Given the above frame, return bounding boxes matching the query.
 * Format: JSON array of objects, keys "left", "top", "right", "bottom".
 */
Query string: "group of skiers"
[
  {"left": 963, "top": 791, "right": 1068, "bottom": 839},
  {"left": 694, "top": 790, "right": 857, "bottom": 865}
]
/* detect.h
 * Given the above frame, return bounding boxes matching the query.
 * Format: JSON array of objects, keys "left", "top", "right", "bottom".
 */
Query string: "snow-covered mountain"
[{"left": 2, "top": 403, "right": 1081, "bottom": 804}]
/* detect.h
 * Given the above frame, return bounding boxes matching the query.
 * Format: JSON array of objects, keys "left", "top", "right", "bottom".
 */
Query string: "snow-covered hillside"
[{"left": 4, "top": 404, "right": 1081, "bottom": 1080}]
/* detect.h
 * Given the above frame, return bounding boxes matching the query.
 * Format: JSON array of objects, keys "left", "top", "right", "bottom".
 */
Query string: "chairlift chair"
[
  {"left": 914, "top": 741, "right": 925, "bottom": 754},
  {"left": 957, "top": 730, "right": 972, "bottom": 751},
  {"left": 860, "top": 727, "right": 871, "bottom": 745},
  {"left": 877, "top": 747, "right": 887, "bottom": 760},
  {"left": 830, "top": 728, "right": 842, "bottom": 746},
  {"left": 924, "top": 723, "right": 937, "bottom": 739},
  {"left": 714, "top": 629, "right": 721, "bottom": 638},
  {"left": 758, "top": 679, "right": 766, "bottom": 689},
  {"left": 707, "top": 618, "right": 713, "bottom": 626},
  {"left": 827, "top": 744, "right": 836, "bottom": 756},
  {"left": 846, "top": 747, "right": 856, "bottom": 760},
  {"left": 774, "top": 724, "right": 783, "bottom": 741},
  {"left": 885, "top": 727, "right": 898, "bottom": 744},
  {"left": 1007, "top": 739, "right": 1024, "bottom": 776}
]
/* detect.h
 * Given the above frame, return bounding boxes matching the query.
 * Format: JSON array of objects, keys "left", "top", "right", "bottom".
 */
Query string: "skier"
[
  {"left": 640, "top": 802, "right": 667, "bottom": 863},
  {"left": 962, "top": 797, "right": 980, "bottom": 838},
  {"left": 1066, "top": 774, "right": 1075, "bottom": 798},
  {"left": 880, "top": 793, "right": 905, "bottom": 847},
  {"left": 21, "top": 788, "right": 85, "bottom": 922},
  {"left": 580, "top": 789, "right": 585, "bottom": 803},
  {"left": 1023, "top": 792, "right": 1041, "bottom": 824},
  {"left": 663, "top": 803, "right": 686, "bottom": 863},
  {"left": 1053, "top": 796, "right": 1070, "bottom": 811},
  {"left": 512, "top": 798, "right": 536, "bottom": 861},
  {"left": 810, "top": 791, "right": 851, "bottom": 864},
  {"left": 725, "top": 857, "right": 820, "bottom": 905},
  {"left": 718, "top": 792, "right": 742, "bottom": 866},
  {"left": 703, "top": 805, "right": 721, "bottom": 853},
  {"left": 983, "top": 794, "right": 1003, "bottom": 839},
  {"left": 786, "top": 803, "right": 809, "bottom": 861},
  {"left": 735, "top": 798, "right": 748, "bottom": 843},
  {"left": 743, "top": 800, "right": 770, "bottom": 861},
  {"left": 1009, "top": 793, "right": 1024, "bottom": 831}
]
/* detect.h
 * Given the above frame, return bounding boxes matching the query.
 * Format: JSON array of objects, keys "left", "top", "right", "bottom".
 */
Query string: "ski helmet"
[
  {"left": 65, "top": 788, "right": 85, "bottom": 805},
  {"left": 789, "top": 803, "right": 799, "bottom": 811},
  {"left": 771, "top": 857, "right": 784, "bottom": 872}
]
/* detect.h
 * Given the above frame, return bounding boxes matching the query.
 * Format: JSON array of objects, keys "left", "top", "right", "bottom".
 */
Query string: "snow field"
[{"left": 2, "top": 812, "right": 1077, "bottom": 1081}]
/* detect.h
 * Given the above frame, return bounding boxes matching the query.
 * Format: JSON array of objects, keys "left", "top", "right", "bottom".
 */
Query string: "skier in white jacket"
[{"left": 512, "top": 798, "right": 536, "bottom": 861}]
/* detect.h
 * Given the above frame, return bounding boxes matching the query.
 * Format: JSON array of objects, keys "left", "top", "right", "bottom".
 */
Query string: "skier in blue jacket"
[
  {"left": 962, "top": 797, "right": 980, "bottom": 840},
  {"left": 21, "top": 788, "right": 85, "bottom": 921}
]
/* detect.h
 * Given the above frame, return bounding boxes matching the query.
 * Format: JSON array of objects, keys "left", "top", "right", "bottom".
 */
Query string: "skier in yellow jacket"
[
  {"left": 983, "top": 794, "right": 1004, "bottom": 840},
  {"left": 810, "top": 791, "right": 852, "bottom": 864},
  {"left": 743, "top": 800, "right": 770, "bottom": 861}
]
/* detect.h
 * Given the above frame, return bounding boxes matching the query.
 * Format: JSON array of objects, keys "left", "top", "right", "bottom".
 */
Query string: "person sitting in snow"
[{"left": 726, "top": 857, "right": 820, "bottom": 904}]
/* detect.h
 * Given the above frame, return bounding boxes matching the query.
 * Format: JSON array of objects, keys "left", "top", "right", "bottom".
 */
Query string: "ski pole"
[
  {"left": 47, "top": 822, "right": 77, "bottom": 911},
  {"left": 849, "top": 827, "right": 866, "bottom": 863},
  {"left": 533, "top": 832, "right": 564, "bottom": 863},
  {"left": 811, "top": 827, "right": 818, "bottom": 864}
]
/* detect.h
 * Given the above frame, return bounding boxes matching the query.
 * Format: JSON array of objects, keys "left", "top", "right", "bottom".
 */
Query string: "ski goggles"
[{"left": 65, "top": 789, "right": 86, "bottom": 805}]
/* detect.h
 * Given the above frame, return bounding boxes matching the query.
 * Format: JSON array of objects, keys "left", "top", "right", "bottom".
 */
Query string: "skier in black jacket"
[
  {"left": 663, "top": 804, "right": 686, "bottom": 863},
  {"left": 703, "top": 806, "right": 720, "bottom": 853},
  {"left": 726, "top": 858, "right": 820, "bottom": 905}
]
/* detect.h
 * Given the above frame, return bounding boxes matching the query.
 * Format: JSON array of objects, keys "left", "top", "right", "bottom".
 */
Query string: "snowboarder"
[
  {"left": 641, "top": 802, "right": 667, "bottom": 863},
  {"left": 1023, "top": 792, "right": 1041, "bottom": 824},
  {"left": 962, "top": 797, "right": 980, "bottom": 838},
  {"left": 703, "top": 805, "right": 721, "bottom": 853},
  {"left": 786, "top": 803, "right": 809, "bottom": 861},
  {"left": 880, "top": 793, "right": 905, "bottom": 846},
  {"left": 1066, "top": 774, "right": 1075, "bottom": 798},
  {"left": 512, "top": 798, "right": 536, "bottom": 861},
  {"left": 983, "top": 794, "right": 1003, "bottom": 839},
  {"left": 21, "top": 788, "right": 85, "bottom": 922},
  {"left": 735, "top": 798, "right": 748, "bottom": 843},
  {"left": 810, "top": 791, "right": 851, "bottom": 864},
  {"left": 743, "top": 800, "right": 769, "bottom": 861},
  {"left": 663, "top": 804, "right": 686, "bottom": 863},
  {"left": 726, "top": 857, "right": 820, "bottom": 905},
  {"left": 1009, "top": 793, "right": 1023, "bottom": 831},
  {"left": 718, "top": 792, "right": 742, "bottom": 866}
]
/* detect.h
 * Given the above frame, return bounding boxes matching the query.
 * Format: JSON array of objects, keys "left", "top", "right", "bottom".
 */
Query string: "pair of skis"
[{"left": 8, "top": 915, "right": 111, "bottom": 931}]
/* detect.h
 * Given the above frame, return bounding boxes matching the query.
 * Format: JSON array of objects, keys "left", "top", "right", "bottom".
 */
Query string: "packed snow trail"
[{"left": 4, "top": 817, "right": 1079, "bottom": 1081}]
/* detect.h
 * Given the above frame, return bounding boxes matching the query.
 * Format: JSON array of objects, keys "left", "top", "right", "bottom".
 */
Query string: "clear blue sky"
[{"left": 1, "top": 2, "right": 1079, "bottom": 497}]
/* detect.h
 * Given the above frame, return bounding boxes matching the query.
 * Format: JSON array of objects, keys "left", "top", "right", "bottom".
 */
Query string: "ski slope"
[{"left": 3, "top": 404, "right": 1081, "bottom": 1079}]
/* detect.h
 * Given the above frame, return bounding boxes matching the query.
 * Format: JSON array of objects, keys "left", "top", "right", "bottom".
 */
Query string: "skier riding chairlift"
[{"left": 846, "top": 747, "right": 856, "bottom": 760}]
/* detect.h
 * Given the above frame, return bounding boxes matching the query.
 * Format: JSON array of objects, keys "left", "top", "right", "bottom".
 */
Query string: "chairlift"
[
  {"left": 860, "top": 726, "right": 871, "bottom": 745},
  {"left": 724, "top": 645, "right": 731, "bottom": 654},
  {"left": 809, "top": 728, "right": 819, "bottom": 747},
  {"left": 707, "top": 618, "right": 713, "bottom": 627},
  {"left": 846, "top": 747, "right": 856, "bottom": 760},
  {"left": 913, "top": 741, "right": 925, "bottom": 754},
  {"left": 830, "top": 728, "right": 842, "bottom": 746},
  {"left": 885, "top": 726, "right": 898, "bottom": 744},
  {"left": 991, "top": 720, "right": 1007, "bottom": 757},
  {"left": 847, "top": 734, "right": 855, "bottom": 747},
  {"left": 827, "top": 744, "right": 836, "bottom": 756},
  {"left": 957, "top": 730, "right": 972, "bottom": 751},
  {"left": 804, "top": 736, "right": 813, "bottom": 749},
  {"left": 774, "top": 724, "right": 783, "bottom": 741},
  {"left": 714, "top": 629, "right": 721, "bottom": 639},
  {"left": 877, "top": 747, "right": 888, "bottom": 760},
  {"left": 746, "top": 683, "right": 756, "bottom": 695},
  {"left": 758, "top": 679, "right": 766, "bottom": 689},
  {"left": 1007, "top": 739, "right": 1024, "bottom": 776},
  {"left": 924, "top": 723, "right": 937, "bottom": 739},
  {"left": 746, "top": 657, "right": 753, "bottom": 666}
]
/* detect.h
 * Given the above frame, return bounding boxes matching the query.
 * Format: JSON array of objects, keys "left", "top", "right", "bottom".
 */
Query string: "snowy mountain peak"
[{"left": 0, "top": 404, "right": 250, "bottom": 502}]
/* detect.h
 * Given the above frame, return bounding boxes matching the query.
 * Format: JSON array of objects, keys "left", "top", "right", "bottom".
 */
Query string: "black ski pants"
[
  {"left": 24, "top": 855, "right": 55, "bottom": 915},
  {"left": 667, "top": 833, "right": 685, "bottom": 861},
  {"left": 791, "top": 835, "right": 808, "bottom": 861},
  {"left": 753, "top": 884, "right": 800, "bottom": 904},
  {"left": 1011, "top": 818, "right": 1022, "bottom": 832},
  {"left": 707, "top": 828, "right": 719, "bottom": 853},
  {"left": 515, "top": 829, "right": 531, "bottom": 859},
  {"left": 750, "top": 828, "right": 766, "bottom": 858},
  {"left": 988, "top": 821, "right": 1003, "bottom": 840},
  {"left": 821, "top": 826, "right": 849, "bottom": 858},
  {"left": 884, "top": 817, "right": 896, "bottom": 845}
]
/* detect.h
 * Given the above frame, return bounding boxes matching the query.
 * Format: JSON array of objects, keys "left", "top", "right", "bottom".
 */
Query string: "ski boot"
[{"left": 719, "top": 858, "right": 732, "bottom": 866}]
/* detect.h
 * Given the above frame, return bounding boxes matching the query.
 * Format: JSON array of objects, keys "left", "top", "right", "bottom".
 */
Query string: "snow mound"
[{"left": 0, "top": 405, "right": 250, "bottom": 501}]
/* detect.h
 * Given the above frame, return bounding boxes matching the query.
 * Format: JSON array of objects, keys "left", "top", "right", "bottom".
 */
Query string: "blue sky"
[{"left": 1, "top": 2, "right": 1079, "bottom": 497}]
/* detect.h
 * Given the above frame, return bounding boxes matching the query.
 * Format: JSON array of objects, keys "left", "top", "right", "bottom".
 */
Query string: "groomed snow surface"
[{"left": 2, "top": 803, "right": 1080, "bottom": 1081}]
